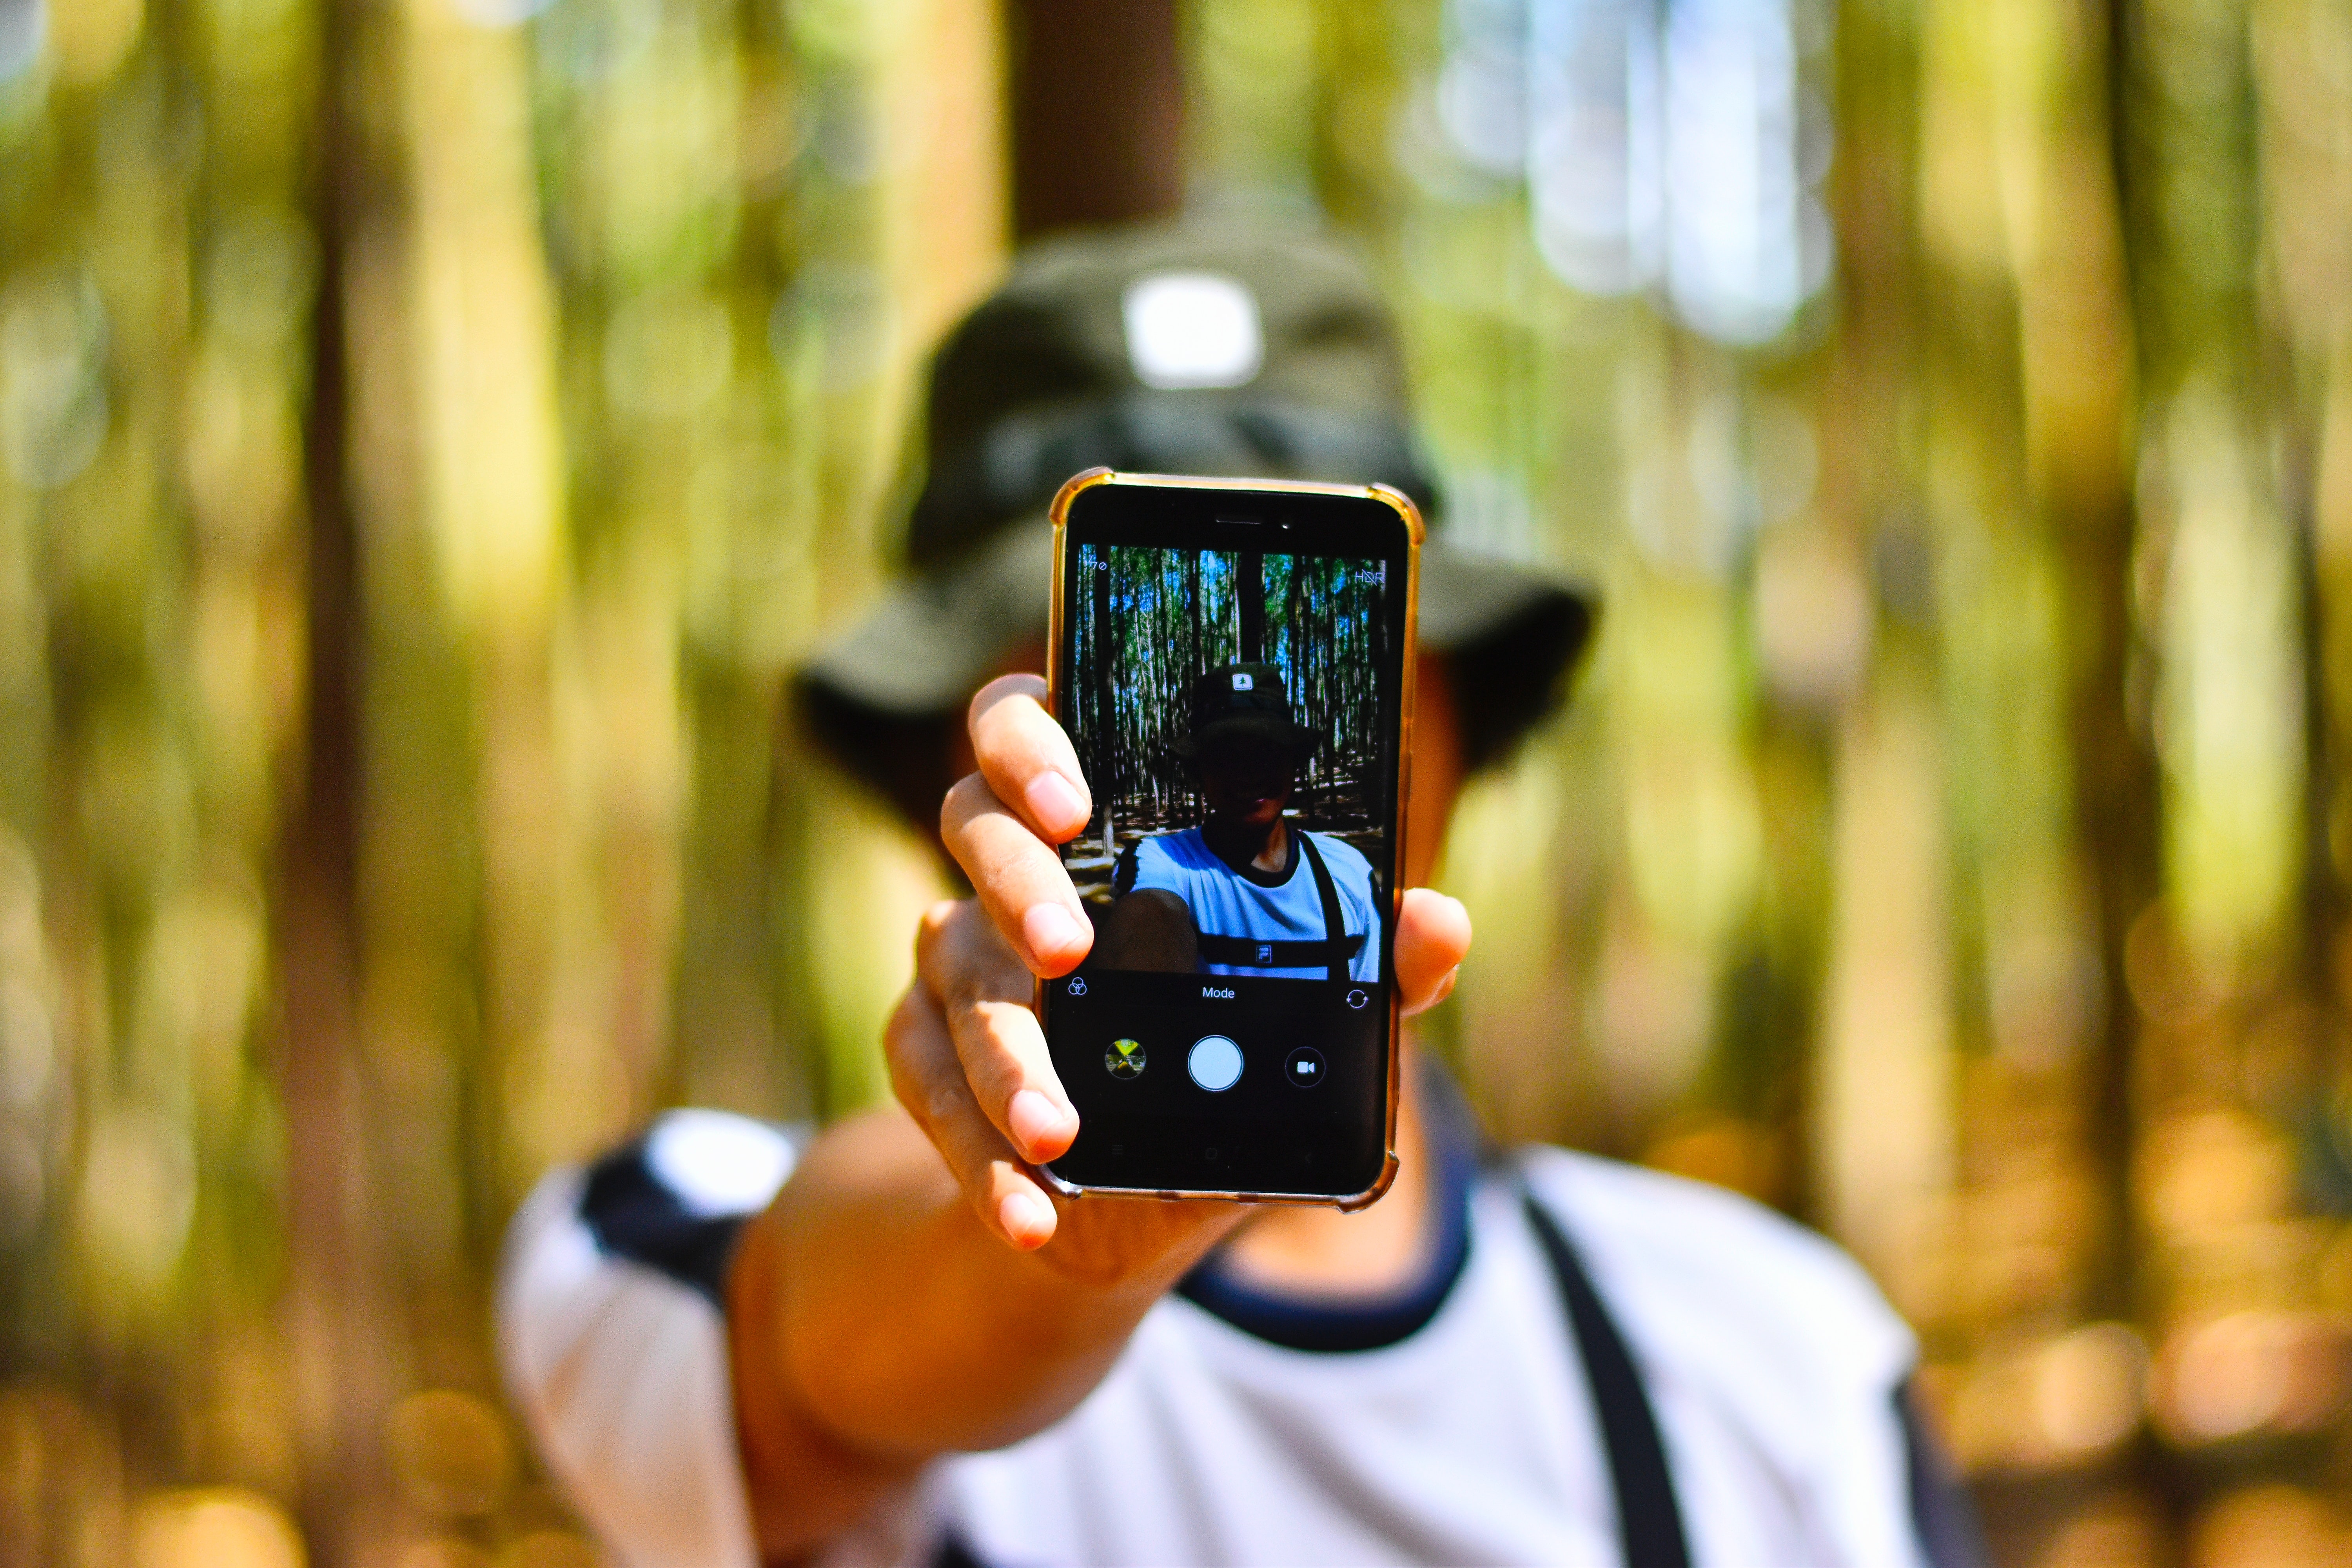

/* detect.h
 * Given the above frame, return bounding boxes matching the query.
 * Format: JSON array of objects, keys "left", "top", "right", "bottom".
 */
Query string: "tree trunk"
[
  {"left": 282, "top": 0, "right": 385, "bottom": 1552},
  {"left": 1006, "top": 0, "right": 1185, "bottom": 241}
]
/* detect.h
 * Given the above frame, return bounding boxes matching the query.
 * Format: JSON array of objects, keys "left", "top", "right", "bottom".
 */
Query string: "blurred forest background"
[{"left": 1, "top": 0, "right": 2350, "bottom": 1562}]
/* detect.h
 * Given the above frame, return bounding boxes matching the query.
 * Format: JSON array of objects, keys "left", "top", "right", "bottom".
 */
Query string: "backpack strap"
[
  {"left": 1294, "top": 831, "right": 1352, "bottom": 984},
  {"left": 1518, "top": 1178, "right": 1693, "bottom": 1568}
]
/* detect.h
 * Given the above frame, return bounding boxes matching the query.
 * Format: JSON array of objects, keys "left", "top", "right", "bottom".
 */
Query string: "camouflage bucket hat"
[{"left": 800, "top": 222, "right": 1596, "bottom": 804}]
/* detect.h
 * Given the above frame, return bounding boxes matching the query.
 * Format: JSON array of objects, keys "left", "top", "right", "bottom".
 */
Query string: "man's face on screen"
[{"left": 1196, "top": 739, "right": 1298, "bottom": 830}]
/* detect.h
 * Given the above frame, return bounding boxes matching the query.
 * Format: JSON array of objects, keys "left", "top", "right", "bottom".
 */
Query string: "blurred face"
[{"left": 1194, "top": 738, "right": 1299, "bottom": 830}]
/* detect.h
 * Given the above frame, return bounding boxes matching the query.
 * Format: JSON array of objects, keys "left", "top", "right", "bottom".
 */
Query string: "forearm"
[
  {"left": 773, "top": 1110, "right": 1206, "bottom": 1450},
  {"left": 728, "top": 1107, "right": 1239, "bottom": 1554}
]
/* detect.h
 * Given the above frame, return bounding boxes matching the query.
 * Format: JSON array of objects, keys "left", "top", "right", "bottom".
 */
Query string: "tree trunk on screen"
[
  {"left": 1239, "top": 551, "right": 1264, "bottom": 662},
  {"left": 1186, "top": 552, "right": 1202, "bottom": 818},
  {"left": 1094, "top": 550, "right": 1115, "bottom": 855},
  {"left": 1187, "top": 551, "right": 1203, "bottom": 674},
  {"left": 1371, "top": 566, "right": 1391, "bottom": 838},
  {"left": 1284, "top": 563, "right": 1308, "bottom": 812}
]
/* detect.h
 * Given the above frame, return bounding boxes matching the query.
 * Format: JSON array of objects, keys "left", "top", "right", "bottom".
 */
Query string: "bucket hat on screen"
[
  {"left": 800, "top": 222, "right": 1596, "bottom": 811},
  {"left": 1171, "top": 664, "right": 1320, "bottom": 768}
]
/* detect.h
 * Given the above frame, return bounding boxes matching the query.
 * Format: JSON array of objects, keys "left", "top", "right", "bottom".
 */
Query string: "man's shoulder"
[
  {"left": 498, "top": 1109, "right": 794, "bottom": 1568},
  {"left": 1133, "top": 826, "right": 1209, "bottom": 867},
  {"left": 505, "top": 1109, "right": 804, "bottom": 1305},
  {"left": 1516, "top": 1146, "right": 1915, "bottom": 1397},
  {"left": 1520, "top": 1145, "right": 1857, "bottom": 1278},
  {"left": 1299, "top": 829, "right": 1374, "bottom": 876}
]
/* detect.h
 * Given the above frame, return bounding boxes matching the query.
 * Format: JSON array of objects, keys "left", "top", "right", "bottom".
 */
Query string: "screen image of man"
[{"left": 1098, "top": 662, "right": 1381, "bottom": 983}]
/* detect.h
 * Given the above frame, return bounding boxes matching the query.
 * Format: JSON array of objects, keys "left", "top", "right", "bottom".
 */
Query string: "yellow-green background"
[{"left": 3, "top": 0, "right": 2351, "bottom": 1562}]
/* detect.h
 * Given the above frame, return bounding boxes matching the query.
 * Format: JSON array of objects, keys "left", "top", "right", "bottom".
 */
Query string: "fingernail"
[
  {"left": 999, "top": 1189, "right": 1054, "bottom": 1246},
  {"left": 1025, "top": 771, "right": 1086, "bottom": 836},
  {"left": 1023, "top": 903, "right": 1088, "bottom": 965},
  {"left": 1008, "top": 1088, "right": 1075, "bottom": 1158}
]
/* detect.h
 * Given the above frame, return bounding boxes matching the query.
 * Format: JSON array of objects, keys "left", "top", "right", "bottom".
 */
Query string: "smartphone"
[{"left": 1038, "top": 468, "right": 1421, "bottom": 1208}]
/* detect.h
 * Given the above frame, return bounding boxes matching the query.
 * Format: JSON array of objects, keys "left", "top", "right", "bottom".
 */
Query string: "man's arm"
[
  {"left": 719, "top": 679, "right": 1471, "bottom": 1560},
  {"left": 726, "top": 1094, "right": 1238, "bottom": 1557}
]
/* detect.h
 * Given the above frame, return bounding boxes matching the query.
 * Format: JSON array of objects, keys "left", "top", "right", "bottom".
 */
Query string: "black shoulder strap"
[
  {"left": 1295, "top": 831, "right": 1350, "bottom": 984},
  {"left": 1518, "top": 1181, "right": 1692, "bottom": 1568},
  {"left": 1195, "top": 932, "right": 1366, "bottom": 969},
  {"left": 1898, "top": 1377, "right": 1991, "bottom": 1568}
]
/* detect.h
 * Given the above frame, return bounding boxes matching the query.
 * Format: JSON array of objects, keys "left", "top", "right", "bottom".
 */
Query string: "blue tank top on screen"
[{"left": 1120, "top": 826, "right": 1381, "bottom": 982}]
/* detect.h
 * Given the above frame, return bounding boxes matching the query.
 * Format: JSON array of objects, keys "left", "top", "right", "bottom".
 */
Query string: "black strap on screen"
[
  {"left": 1295, "top": 832, "right": 1352, "bottom": 984},
  {"left": 1519, "top": 1181, "right": 1692, "bottom": 1568},
  {"left": 1195, "top": 932, "right": 1366, "bottom": 969}
]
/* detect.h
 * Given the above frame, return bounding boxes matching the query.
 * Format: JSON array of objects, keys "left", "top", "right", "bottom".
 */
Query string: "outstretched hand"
[{"left": 889, "top": 673, "right": 1472, "bottom": 1265}]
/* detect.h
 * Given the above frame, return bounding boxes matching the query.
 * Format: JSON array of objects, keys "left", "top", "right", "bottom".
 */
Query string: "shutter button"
[{"left": 1187, "top": 1035, "right": 1243, "bottom": 1091}]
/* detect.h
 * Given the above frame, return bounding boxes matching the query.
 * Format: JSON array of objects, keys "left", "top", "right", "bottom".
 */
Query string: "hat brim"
[
  {"left": 1169, "top": 715, "right": 1319, "bottom": 763},
  {"left": 1421, "top": 546, "right": 1597, "bottom": 771},
  {"left": 800, "top": 521, "right": 1056, "bottom": 722},
  {"left": 797, "top": 517, "right": 1597, "bottom": 795}
]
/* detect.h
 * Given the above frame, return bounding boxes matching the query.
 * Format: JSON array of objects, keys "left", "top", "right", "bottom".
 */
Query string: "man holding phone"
[
  {"left": 1100, "top": 662, "right": 1382, "bottom": 983},
  {"left": 497, "top": 226, "right": 1984, "bottom": 1567}
]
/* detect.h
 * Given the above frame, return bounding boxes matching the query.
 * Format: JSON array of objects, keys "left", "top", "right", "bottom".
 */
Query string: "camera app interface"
[{"left": 1051, "top": 534, "right": 1403, "bottom": 1192}]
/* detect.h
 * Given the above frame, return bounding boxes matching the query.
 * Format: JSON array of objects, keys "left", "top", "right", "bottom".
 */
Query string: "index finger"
[{"left": 969, "top": 675, "right": 1093, "bottom": 844}]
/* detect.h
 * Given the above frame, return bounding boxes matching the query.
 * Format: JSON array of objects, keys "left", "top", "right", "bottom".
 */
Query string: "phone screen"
[{"left": 1043, "top": 477, "right": 1417, "bottom": 1201}]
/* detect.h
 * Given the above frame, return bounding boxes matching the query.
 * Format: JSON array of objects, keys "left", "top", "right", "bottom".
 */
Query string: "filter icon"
[{"left": 1105, "top": 1038, "right": 1146, "bottom": 1078}]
